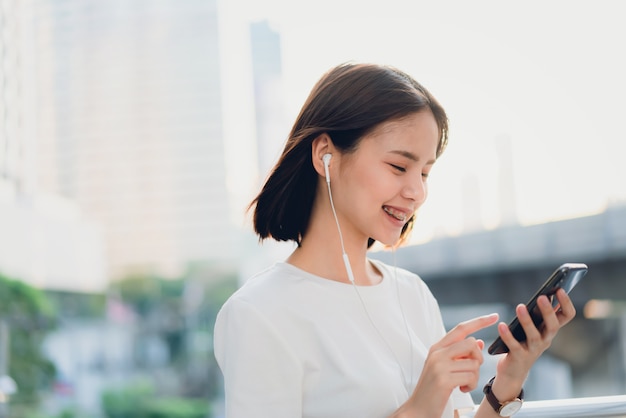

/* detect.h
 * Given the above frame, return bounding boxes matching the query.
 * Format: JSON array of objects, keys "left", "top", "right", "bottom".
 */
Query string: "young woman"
[{"left": 214, "top": 62, "right": 576, "bottom": 418}]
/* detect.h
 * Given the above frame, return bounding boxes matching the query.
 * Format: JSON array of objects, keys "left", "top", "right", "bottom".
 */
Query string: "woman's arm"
[{"left": 473, "top": 288, "right": 576, "bottom": 418}]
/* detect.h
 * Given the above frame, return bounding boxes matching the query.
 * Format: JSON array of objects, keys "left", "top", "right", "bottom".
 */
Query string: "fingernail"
[{"left": 518, "top": 304, "right": 528, "bottom": 316}]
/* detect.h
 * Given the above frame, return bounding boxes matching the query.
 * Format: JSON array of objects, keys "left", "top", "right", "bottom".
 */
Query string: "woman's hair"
[{"left": 249, "top": 62, "right": 449, "bottom": 247}]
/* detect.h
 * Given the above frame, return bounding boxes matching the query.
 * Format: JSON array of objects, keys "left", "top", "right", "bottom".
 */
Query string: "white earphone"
[
  {"left": 322, "top": 153, "right": 332, "bottom": 183},
  {"left": 321, "top": 152, "right": 355, "bottom": 283}
]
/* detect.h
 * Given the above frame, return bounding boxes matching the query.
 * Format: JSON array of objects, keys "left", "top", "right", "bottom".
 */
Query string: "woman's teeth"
[{"left": 383, "top": 206, "right": 407, "bottom": 222}]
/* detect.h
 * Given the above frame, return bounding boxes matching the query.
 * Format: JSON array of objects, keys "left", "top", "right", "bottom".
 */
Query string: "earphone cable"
[
  {"left": 325, "top": 161, "right": 413, "bottom": 389},
  {"left": 350, "top": 279, "right": 412, "bottom": 390},
  {"left": 326, "top": 180, "right": 348, "bottom": 256},
  {"left": 393, "top": 247, "right": 415, "bottom": 387}
]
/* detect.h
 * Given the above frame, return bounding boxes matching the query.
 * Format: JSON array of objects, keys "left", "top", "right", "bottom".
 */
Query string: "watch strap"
[{"left": 483, "top": 376, "right": 524, "bottom": 416}]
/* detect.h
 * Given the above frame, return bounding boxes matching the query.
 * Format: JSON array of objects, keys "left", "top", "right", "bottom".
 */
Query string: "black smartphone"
[{"left": 487, "top": 263, "right": 588, "bottom": 355}]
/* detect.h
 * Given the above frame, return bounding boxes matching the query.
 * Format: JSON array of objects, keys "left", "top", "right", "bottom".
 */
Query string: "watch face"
[{"left": 499, "top": 400, "right": 523, "bottom": 416}]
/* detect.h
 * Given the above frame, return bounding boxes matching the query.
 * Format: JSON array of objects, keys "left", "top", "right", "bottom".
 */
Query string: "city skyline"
[
  {"left": 2, "top": 0, "right": 625, "bottom": 289},
  {"left": 32, "top": 0, "right": 246, "bottom": 280}
]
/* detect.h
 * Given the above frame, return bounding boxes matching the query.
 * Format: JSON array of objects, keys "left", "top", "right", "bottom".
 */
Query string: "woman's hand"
[
  {"left": 390, "top": 313, "right": 499, "bottom": 418},
  {"left": 474, "top": 288, "right": 577, "bottom": 417},
  {"left": 495, "top": 288, "right": 576, "bottom": 383}
]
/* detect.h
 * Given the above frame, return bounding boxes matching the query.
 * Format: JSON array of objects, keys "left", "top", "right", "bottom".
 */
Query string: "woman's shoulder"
[
  {"left": 219, "top": 262, "right": 316, "bottom": 315},
  {"left": 227, "top": 262, "right": 294, "bottom": 299}
]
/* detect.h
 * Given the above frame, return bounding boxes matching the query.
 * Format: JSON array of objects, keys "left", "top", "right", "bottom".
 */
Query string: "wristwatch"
[{"left": 482, "top": 377, "right": 524, "bottom": 417}]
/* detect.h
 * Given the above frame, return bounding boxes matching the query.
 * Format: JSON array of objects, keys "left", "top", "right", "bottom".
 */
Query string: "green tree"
[
  {"left": 110, "top": 266, "right": 238, "bottom": 402},
  {"left": 0, "top": 273, "right": 58, "bottom": 410}
]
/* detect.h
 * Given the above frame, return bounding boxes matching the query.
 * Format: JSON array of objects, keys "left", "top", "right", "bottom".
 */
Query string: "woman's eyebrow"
[{"left": 388, "top": 150, "right": 436, "bottom": 165}]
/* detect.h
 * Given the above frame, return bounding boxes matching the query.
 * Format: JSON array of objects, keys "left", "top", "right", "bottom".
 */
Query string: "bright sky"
[{"left": 223, "top": 0, "right": 626, "bottom": 243}]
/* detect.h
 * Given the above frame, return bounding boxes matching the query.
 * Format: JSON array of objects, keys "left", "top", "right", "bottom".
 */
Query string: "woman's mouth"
[{"left": 383, "top": 206, "right": 407, "bottom": 222}]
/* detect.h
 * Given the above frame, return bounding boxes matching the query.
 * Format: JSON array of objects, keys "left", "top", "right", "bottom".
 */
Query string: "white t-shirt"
[{"left": 214, "top": 259, "right": 474, "bottom": 418}]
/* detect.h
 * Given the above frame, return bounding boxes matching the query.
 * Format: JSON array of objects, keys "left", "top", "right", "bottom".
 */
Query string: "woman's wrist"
[{"left": 488, "top": 374, "right": 526, "bottom": 405}]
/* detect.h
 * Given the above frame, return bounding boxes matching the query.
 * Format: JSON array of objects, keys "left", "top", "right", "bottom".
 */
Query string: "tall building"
[
  {"left": 0, "top": 0, "right": 106, "bottom": 292},
  {"left": 33, "top": 0, "right": 243, "bottom": 279},
  {"left": 250, "top": 20, "right": 286, "bottom": 178},
  {"left": 0, "top": 0, "right": 31, "bottom": 192},
  {"left": 234, "top": 19, "right": 295, "bottom": 283}
]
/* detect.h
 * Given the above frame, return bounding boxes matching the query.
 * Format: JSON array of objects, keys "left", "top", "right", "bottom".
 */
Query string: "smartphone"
[{"left": 487, "top": 263, "right": 588, "bottom": 355}]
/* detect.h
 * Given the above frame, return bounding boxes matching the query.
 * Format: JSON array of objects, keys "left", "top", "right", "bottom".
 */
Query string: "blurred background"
[{"left": 0, "top": 0, "right": 625, "bottom": 417}]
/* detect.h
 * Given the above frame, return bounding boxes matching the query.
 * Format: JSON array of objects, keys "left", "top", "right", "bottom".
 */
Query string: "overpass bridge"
[
  {"left": 374, "top": 203, "right": 626, "bottom": 307},
  {"left": 372, "top": 204, "right": 626, "bottom": 400}
]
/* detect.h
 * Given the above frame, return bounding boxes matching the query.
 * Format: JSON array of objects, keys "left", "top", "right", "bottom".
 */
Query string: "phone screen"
[{"left": 488, "top": 263, "right": 588, "bottom": 355}]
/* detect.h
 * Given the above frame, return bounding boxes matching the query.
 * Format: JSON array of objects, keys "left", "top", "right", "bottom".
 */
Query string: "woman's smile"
[{"left": 383, "top": 205, "right": 409, "bottom": 223}]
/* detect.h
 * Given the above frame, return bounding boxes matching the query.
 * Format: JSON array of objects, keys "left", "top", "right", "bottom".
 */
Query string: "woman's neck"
[
  {"left": 288, "top": 183, "right": 383, "bottom": 285},
  {"left": 286, "top": 230, "right": 382, "bottom": 286}
]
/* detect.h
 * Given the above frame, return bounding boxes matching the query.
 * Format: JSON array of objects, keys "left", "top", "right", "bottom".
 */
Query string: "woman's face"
[{"left": 332, "top": 110, "right": 440, "bottom": 247}]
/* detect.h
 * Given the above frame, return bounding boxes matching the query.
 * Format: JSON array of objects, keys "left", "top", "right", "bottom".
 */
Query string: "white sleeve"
[{"left": 214, "top": 297, "right": 303, "bottom": 418}]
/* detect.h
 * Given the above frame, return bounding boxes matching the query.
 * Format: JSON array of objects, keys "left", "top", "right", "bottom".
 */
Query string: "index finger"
[{"left": 438, "top": 313, "right": 499, "bottom": 348}]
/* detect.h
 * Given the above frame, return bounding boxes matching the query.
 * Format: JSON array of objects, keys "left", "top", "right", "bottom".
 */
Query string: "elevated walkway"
[
  {"left": 374, "top": 204, "right": 626, "bottom": 278},
  {"left": 372, "top": 204, "right": 626, "bottom": 307}
]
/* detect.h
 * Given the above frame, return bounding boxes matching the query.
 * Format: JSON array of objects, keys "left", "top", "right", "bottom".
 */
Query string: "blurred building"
[
  {"left": 495, "top": 134, "right": 518, "bottom": 227},
  {"left": 2, "top": 0, "right": 285, "bottom": 284},
  {"left": 250, "top": 20, "right": 286, "bottom": 178},
  {"left": 30, "top": 0, "right": 254, "bottom": 280},
  {"left": 0, "top": 0, "right": 106, "bottom": 292}
]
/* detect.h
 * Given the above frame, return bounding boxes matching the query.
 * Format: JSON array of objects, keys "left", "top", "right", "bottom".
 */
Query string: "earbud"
[{"left": 322, "top": 153, "right": 332, "bottom": 183}]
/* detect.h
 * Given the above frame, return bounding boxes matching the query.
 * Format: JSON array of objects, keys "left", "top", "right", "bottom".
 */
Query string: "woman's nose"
[{"left": 402, "top": 176, "right": 427, "bottom": 204}]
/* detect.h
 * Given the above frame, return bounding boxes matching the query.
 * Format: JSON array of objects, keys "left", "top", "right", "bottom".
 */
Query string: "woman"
[{"left": 214, "top": 62, "right": 575, "bottom": 418}]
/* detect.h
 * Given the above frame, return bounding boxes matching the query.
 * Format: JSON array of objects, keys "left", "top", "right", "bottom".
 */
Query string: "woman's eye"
[
  {"left": 390, "top": 164, "right": 406, "bottom": 172},
  {"left": 422, "top": 172, "right": 430, "bottom": 179}
]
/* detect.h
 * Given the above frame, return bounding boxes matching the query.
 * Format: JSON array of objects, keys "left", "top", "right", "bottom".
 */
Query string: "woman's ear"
[{"left": 311, "top": 133, "right": 333, "bottom": 178}]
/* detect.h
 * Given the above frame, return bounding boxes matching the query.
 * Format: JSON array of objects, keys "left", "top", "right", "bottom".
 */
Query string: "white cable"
[
  {"left": 326, "top": 178, "right": 413, "bottom": 388},
  {"left": 351, "top": 280, "right": 412, "bottom": 389},
  {"left": 393, "top": 247, "right": 414, "bottom": 387},
  {"left": 326, "top": 179, "right": 355, "bottom": 283}
]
